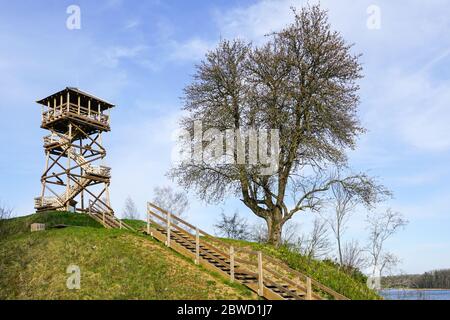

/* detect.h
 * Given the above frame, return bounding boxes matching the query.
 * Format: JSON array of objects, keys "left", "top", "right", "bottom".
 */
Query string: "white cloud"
[
  {"left": 96, "top": 45, "right": 149, "bottom": 68},
  {"left": 364, "top": 69, "right": 450, "bottom": 152},
  {"left": 124, "top": 19, "right": 141, "bottom": 29},
  {"left": 392, "top": 169, "right": 449, "bottom": 187},
  {"left": 215, "top": 0, "right": 302, "bottom": 43},
  {"left": 169, "top": 38, "right": 216, "bottom": 61}
]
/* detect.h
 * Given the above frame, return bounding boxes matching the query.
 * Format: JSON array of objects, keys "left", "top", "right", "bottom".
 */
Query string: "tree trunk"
[
  {"left": 266, "top": 210, "right": 284, "bottom": 247},
  {"left": 337, "top": 226, "right": 343, "bottom": 266}
]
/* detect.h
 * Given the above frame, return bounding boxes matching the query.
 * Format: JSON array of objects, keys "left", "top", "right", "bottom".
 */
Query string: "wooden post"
[
  {"left": 102, "top": 212, "right": 105, "bottom": 226},
  {"left": 306, "top": 277, "right": 312, "bottom": 300},
  {"left": 104, "top": 182, "right": 111, "bottom": 211},
  {"left": 40, "top": 151, "right": 50, "bottom": 206},
  {"left": 88, "top": 99, "right": 91, "bottom": 117},
  {"left": 258, "top": 251, "right": 264, "bottom": 296},
  {"left": 80, "top": 137, "right": 84, "bottom": 212},
  {"left": 67, "top": 91, "right": 70, "bottom": 112},
  {"left": 166, "top": 211, "right": 171, "bottom": 247},
  {"left": 230, "top": 246, "right": 235, "bottom": 283},
  {"left": 195, "top": 227, "right": 200, "bottom": 264},
  {"left": 77, "top": 96, "right": 81, "bottom": 115},
  {"left": 60, "top": 95, "right": 63, "bottom": 113},
  {"left": 47, "top": 101, "right": 50, "bottom": 120},
  {"left": 66, "top": 123, "right": 72, "bottom": 207},
  {"left": 119, "top": 219, "right": 122, "bottom": 229},
  {"left": 147, "top": 212, "right": 150, "bottom": 235}
]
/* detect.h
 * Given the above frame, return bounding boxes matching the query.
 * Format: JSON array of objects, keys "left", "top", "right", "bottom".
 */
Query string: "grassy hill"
[
  {"left": 0, "top": 212, "right": 378, "bottom": 300},
  {"left": 0, "top": 212, "right": 255, "bottom": 300}
]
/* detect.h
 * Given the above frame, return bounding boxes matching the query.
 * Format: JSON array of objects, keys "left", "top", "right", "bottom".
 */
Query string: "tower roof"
[{"left": 36, "top": 87, "right": 115, "bottom": 111}]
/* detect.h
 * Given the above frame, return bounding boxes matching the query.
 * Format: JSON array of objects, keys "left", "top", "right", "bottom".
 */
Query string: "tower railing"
[{"left": 42, "top": 102, "right": 109, "bottom": 126}]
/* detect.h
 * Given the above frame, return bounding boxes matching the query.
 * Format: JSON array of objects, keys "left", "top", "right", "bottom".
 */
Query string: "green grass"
[
  {"left": 0, "top": 212, "right": 255, "bottom": 300},
  {"left": 120, "top": 218, "right": 147, "bottom": 230},
  {"left": 222, "top": 238, "right": 380, "bottom": 300},
  {"left": 0, "top": 211, "right": 102, "bottom": 240}
]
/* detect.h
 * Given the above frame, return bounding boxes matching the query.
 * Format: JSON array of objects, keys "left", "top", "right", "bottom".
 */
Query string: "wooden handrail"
[
  {"left": 148, "top": 206, "right": 263, "bottom": 277},
  {"left": 148, "top": 208, "right": 262, "bottom": 274},
  {"left": 148, "top": 202, "right": 258, "bottom": 257},
  {"left": 148, "top": 215, "right": 239, "bottom": 271},
  {"left": 146, "top": 201, "right": 349, "bottom": 300},
  {"left": 148, "top": 208, "right": 236, "bottom": 263},
  {"left": 261, "top": 252, "right": 348, "bottom": 300},
  {"left": 88, "top": 200, "right": 135, "bottom": 232},
  {"left": 148, "top": 204, "right": 308, "bottom": 297},
  {"left": 42, "top": 102, "right": 110, "bottom": 126}
]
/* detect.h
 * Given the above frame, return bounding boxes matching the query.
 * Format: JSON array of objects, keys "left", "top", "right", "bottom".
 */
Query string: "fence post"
[
  {"left": 67, "top": 91, "right": 70, "bottom": 112},
  {"left": 166, "top": 211, "right": 171, "bottom": 247},
  {"left": 102, "top": 212, "right": 105, "bottom": 226},
  {"left": 119, "top": 219, "right": 122, "bottom": 229},
  {"left": 258, "top": 251, "right": 264, "bottom": 296},
  {"left": 195, "top": 227, "right": 200, "bottom": 264},
  {"left": 306, "top": 277, "right": 312, "bottom": 300},
  {"left": 230, "top": 246, "right": 235, "bottom": 283},
  {"left": 147, "top": 212, "right": 150, "bottom": 235}
]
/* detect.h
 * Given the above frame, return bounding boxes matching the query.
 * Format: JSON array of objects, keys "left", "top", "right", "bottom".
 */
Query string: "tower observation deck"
[{"left": 34, "top": 87, "right": 114, "bottom": 216}]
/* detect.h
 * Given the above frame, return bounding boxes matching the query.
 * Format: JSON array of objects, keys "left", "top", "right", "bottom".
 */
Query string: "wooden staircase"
[
  {"left": 145, "top": 202, "right": 349, "bottom": 301},
  {"left": 85, "top": 200, "right": 349, "bottom": 300},
  {"left": 87, "top": 200, "right": 136, "bottom": 232},
  {"left": 35, "top": 131, "right": 112, "bottom": 213}
]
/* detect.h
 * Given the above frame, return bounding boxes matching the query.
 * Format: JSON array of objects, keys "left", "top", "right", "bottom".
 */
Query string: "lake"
[{"left": 380, "top": 289, "right": 450, "bottom": 300}]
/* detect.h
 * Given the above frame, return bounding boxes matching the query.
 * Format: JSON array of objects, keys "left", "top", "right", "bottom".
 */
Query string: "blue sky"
[{"left": 1, "top": 0, "right": 450, "bottom": 274}]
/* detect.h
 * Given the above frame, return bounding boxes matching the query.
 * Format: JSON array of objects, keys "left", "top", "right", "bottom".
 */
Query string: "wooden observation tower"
[{"left": 34, "top": 87, "right": 114, "bottom": 216}]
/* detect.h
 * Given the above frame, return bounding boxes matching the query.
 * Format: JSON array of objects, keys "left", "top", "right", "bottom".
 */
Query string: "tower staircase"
[{"left": 35, "top": 132, "right": 111, "bottom": 213}]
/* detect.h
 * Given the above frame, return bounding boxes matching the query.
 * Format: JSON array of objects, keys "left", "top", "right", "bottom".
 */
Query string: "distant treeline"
[{"left": 382, "top": 269, "right": 450, "bottom": 289}]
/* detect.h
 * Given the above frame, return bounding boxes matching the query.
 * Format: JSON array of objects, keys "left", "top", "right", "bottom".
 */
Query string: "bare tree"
[
  {"left": 324, "top": 175, "right": 358, "bottom": 265},
  {"left": 250, "top": 220, "right": 268, "bottom": 243},
  {"left": 281, "top": 220, "right": 300, "bottom": 246},
  {"left": 214, "top": 210, "right": 250, "bottom": 240},
  {"left": 122, "top": 196, "right": 139, "bottom": 220},
  {"left": 152, "top": 186, "right": 189, "bottom": 219},
  {"left": 366, "top": 209, "right": 408, "bottom": 278},
  {"left": 294, "top": 218, "right": 331, "bottom": 259},
  {"left": 379, "top": 252, "right": 401, "bottom": 276},
  {"left": 0, "top": 202, "right": 13, "bottom": 239},
  {"left": 249, "top": 219, "right": 299, "bottom": 245},
  {"left": 170, "top": 5, "right": 389, "bottom": 246},
  {"left": 341, "top": 239, "right": 367, "bottom": 270},
  {"left": 0, "top": 203, "right": 12, "bottom": 219}
]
